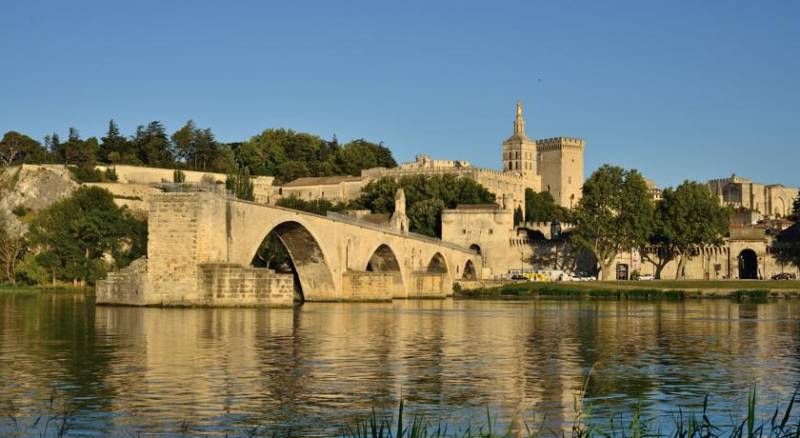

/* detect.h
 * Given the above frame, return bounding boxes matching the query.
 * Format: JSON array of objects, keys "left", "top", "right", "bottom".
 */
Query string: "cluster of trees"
[
  {"left": 571, "top": 165, "right": 732, "bottom": 280},
  {"left": 351, "top": 175, "right": 495, "bottom": 237},
  {"left": 0, "top": 187, "right": 146, "bottom": 286},
  {"left": 0, "top": 124, "right": 397, "bottom": 185},
  {"left": 773, "top": 196, "right": 800, "bottom": 268},
  {"left": 523, "top": 189, "right": 568, "bottom": 223}
]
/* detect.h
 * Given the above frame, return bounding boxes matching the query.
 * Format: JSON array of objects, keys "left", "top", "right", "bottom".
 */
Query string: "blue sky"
[{"left": 2, "top": 1, "right": 798, "bottom": 188}]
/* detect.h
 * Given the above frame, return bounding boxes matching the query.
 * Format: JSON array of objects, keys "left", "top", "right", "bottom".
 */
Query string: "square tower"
[
  {"left": 501, "top": 100, "right": 541, "bottom": 192},
  {"left": 535, "top": 137, "right": 585, "bottom": 209}
]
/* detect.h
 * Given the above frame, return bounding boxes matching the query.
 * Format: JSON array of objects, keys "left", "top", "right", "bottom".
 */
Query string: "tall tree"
[
  {"left": 100, "top": 120, "right": 131, "bottom": 164},
  {"left": 132, "top": 122, "right": 174, "bottom": 166},
  {"left": 0, "top": 131, "right": 47, "bottom": 166},
  {"left": 572, "top": 165, "right": 654, "bottom": 280},
  {"left": 642, "top": 181, "right": 730, "bottom": 279},
  {"left": 0, "top": 216, "right": 26, "bottom": 285},
  {"left": 524, "top": 189, "right": 566, "bottom": 223},
  {"left": 226, "top": 165, "right": 255, "bottom": 201}
]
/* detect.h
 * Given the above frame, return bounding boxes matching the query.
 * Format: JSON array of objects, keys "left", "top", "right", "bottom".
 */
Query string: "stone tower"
[
  {"left": 502, "top": 100, "right": 541, "bottom": 192},
  {"left": 390, "top": 188, "right": 410, "bottom": 234},
  {"left": 535, "top": 137, "right": 585, "bottom": 209}
]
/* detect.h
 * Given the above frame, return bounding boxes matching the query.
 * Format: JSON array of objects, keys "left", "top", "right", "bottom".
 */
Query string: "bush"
[
  {"left": 69, "top": 165, "right": 102, "bottom": 183},
  {"left": 173, "top": 169, "right": 186, "bottom": 183},
  {"left": 104, "top": 166, "right": 118, "bottom": 182},
  {"left": 11, "top": 205, "right": 29, "bottom": 217},
  {"left": 452, "top": 282, "right": 462, "bottom": 293}
]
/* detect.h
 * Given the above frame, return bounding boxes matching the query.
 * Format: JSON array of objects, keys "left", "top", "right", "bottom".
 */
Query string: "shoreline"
[{"left": 455, "top": 279, "right": 800, "bottom": 300}]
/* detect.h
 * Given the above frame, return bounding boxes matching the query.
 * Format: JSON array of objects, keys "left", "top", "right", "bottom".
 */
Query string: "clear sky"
[{"left": 2, "top": 1, "right": 798, "bottom": 188}]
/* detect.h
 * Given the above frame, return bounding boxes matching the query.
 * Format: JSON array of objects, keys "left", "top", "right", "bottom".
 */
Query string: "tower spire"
[{"left": 513, "top": 99, "right": 526, "bottom": 136}]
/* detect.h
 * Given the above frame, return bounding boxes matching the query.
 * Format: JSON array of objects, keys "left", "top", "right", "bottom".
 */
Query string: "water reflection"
[{"left": 2, "top": 294, "right": 800, "bottom": 435}]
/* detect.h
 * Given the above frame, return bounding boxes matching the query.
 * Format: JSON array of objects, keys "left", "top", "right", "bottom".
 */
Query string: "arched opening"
[
  {"left": 427, "top": 252, "right": 448, "bottom": 274},
  {"left": 366, "top": 244, "right": 401, "bottom": 272},
  {"left": 251, "top": 221, "right": 336, "bottom": 302},
  {"left": 738, "top": 249, "right": 758, "bottom": 279},
  {"left": 469, "top": 244, "right": 481, "bottom": 255},
  {"left": 463, "top": 259, "right": 477, "bottom": 280}
]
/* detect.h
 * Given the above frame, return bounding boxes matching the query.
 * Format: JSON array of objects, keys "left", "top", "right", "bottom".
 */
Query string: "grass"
[
  {"left": 456, "top": 279, "right": 800, "bottom": 300},
  {"left": 0, "top": 283, "right": 91, "bottom": 293}
]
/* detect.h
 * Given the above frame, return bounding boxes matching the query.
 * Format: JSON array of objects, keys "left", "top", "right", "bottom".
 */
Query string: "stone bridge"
[{"left": 97, "top": 190, "right": 482, "bottom": 306}]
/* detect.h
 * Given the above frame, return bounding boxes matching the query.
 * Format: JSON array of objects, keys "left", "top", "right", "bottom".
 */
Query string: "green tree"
[
  {"left": 26, "top": 187, "right": 146, "bottom": 285},
  {"left": 514, "top": 206, "right": 524, "bottom": 226},
  {"left": 104, "top": 166, "right": 118, "bottom": 182},
  {"left": 99, "top": 120, "right": 132, "bottom": 164},
  {"left": 352, "top": 175, "right": 495, "bottom": 237},
  {"left": 226, "top": 165, "right": 255, "bottom": 201},
  {"left": 334, "top": 139, "right": 397, "bottom": 175},
  {"left": 132, "top": 122, "right": 174, "bottom": 166},
  {"left": 0, "top": 216, "right": 26, "bottom": 284},
  {"left": 524, "top": 189, "right": 566, "bottom": 223},
  {"left": 276, "top": 196, "right": 347, "bottom": 215},
  {"left": 572, "top": 165, "right": 654, "bottom": 280},
  {"left": 173, "top": 169, "right": 186, "bottom": 183},
  {"left": 790, "top": 195, "right": 800, "bottom": 222},
  {"left": 642, "top": 181, "right": 730, "bottom": 279},
  {"left": 0, "top": 131, "right": 47, "bottom": 166},
  {"left": 408, "top": 199, "right": 446, "bottom": 237}
]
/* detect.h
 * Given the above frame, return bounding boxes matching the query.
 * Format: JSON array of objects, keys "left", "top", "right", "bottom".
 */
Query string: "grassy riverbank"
[
  {"left": 0, "top": 283, "right": 91, "bottom": 293},
  {"left": 456, "top": 279, "right": 800, "bottom": 300}
]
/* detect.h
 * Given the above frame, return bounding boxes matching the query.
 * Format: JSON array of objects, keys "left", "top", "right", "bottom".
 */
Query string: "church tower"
[{"left": 502, "top": 100, "right": 541, "bottom": 192}]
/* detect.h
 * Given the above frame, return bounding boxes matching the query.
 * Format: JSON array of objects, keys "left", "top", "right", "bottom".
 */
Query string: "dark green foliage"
[
  {"left": 171, "top": 120, "right": 232, "bottom": 172},
  {"left": 132, "top": 122, "right": 174, "bottom": 166},
  {"left": 352, "top": 175, "right": 495, "bottom": 237},
  {"left": 104, "top": 166, "right": 118, "bottom": 182},
  {"left": 25, "top": 187, "right": 146, "bottom": 285},
  {"left": 524, "top": 189, "right": 567, "bottom": 223},
  {"left": 173, "top": 169, "right": 186, "bottom": 183},
  {"left": 11, "top": 206, "right": 29, "bottom": 217},
  {"left": 572, "top": 165, "right": 654, "bottom": 280},
  {"left": 0, "top": 131, "right": 47, "bottom": 166},
  {"left": 275, "top": 195, "right": 347, "bottom": 215},
  {"left": 791, "top": 195, "right": 800, "bottom": 222},
  {"left": 238, "top": 129, "right": 396, "bottom": 184},
  {"left": 773, "top": 224, "right": 800, "bottom": 269},
  {"left": 69, "top": 165, "right": 102, "bottom": 183},
  {"left": 99, "top": 120, "right": 131, "bottom": 164},
  {"left": 513, "top": 206, "right": 524, "bottom": 226},
  {"left": 251, "top": 233, "right": 292, "bottom": 272},
  {"left": 226, "top": 165, "right": 255, "bottom": 201},
  {"left": 644, "top": 180, "right": 730, "bottom": 279}
]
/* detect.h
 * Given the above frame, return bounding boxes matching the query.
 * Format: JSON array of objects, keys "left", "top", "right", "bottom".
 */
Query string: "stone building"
[{"left": 707, "top": 174, "right": 798, "bottom": 220}]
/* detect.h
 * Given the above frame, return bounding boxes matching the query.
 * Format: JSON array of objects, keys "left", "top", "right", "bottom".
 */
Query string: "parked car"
[
  {"left": 772, "top": 273, "right": 797, "bottom": 280},
  {"left": 511, "top": 274, "right": 530, "bottom": 281},
  {"left": 637, "top": 274, "right": 655, "bottom": 281}
]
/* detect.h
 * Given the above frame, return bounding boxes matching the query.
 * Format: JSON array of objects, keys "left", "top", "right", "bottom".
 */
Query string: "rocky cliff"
[{"left": 0, "top": 164, "right": 79, "bottom": 231}]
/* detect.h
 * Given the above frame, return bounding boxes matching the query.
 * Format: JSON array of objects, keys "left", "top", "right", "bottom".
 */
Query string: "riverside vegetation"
[{"left": 7, "top": 386, "right": 800, "bottom": 437}]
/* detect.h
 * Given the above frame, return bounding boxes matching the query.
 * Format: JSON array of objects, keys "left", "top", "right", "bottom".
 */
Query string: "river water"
[{"left": 2, "top": 292, "right": 800, "bottom": 436}]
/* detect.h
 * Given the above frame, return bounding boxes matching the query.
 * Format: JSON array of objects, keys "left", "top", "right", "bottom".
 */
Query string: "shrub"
[
  {"left": 104, "top": 166, "right": 118, "bottom": 182},
  {"left": 173, "top": 169, "right": 186, "bottom": 183}
]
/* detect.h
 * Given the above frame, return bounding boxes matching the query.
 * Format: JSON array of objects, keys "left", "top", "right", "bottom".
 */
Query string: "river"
[{"left": 2, "top": 292, "right": 800, "bottom": 436}]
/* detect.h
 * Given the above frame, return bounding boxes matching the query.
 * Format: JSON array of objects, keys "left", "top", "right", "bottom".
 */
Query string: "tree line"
[{"left": 0, "top": 122, "right": 397, "bottom": 184}]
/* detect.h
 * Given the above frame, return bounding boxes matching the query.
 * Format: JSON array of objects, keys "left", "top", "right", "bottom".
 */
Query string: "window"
[
  {"left": 489, "top": 229, "right": 494, "bottom": 234},
  {"left": 568, "top": 177, "right": 572, "bottom": 184}
]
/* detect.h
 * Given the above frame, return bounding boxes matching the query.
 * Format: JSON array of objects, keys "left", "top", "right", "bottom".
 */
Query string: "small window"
[
  {"left": 462, "top": 229, "right": 467, "bottom": 234},
  {"left": 568, "top": 177, "right": 572, "bottom": 184},
  {"left": 489, "top": 229, "right": 494, "bottom": 234}
]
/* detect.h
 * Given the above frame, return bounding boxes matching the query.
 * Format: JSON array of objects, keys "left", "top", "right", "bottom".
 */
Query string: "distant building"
[{"left": 707, "top": 174, "right": 798, "bottom": 219}]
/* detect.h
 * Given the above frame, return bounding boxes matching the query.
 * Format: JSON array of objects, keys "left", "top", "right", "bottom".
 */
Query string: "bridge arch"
[
  {"left": 366, "top": 244, "right": 402, "bottom": 272},
  {"left": 250, "top": 220, "right": 336, "bottom": 300},
  {"left": 427, "top": 252, "right": 449, "bottom": 274},
  {"left": 462, "top": 259, "right": 477, "bottom": 280}
]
